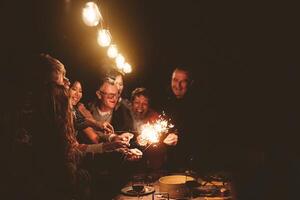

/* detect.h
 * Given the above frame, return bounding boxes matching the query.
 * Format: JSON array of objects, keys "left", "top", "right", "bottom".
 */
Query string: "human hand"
[
  {"left": 103, "top": 140, "right": 129, "bottom": 152},
  {"left": 113, "top": 132, "right": 134, "bottom": 144},
  {"left": 77, "top": 104, "right": 114, "bottom": 133},
  {"left": 163, "top": 133, "right": 178, "bottom": 146},
  {"left": 101, "top": 121, "right": 114, "bottom": 134},
  {"left": 114, "top": 147, "right": 130, "bottom": 155},
  {"left": 136, "top": 135, "right": 147, "bottom": 146},
  {"left": 125, "top": 148, "right": 143, "bottom": 161},
  {"left": 78, "top": 103, "right": 94, "bottom": 119}
]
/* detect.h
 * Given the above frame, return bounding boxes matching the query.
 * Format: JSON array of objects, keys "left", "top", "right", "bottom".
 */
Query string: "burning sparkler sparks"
[{"left": 137, "top": 114, "right": 174, "bottom": 147}]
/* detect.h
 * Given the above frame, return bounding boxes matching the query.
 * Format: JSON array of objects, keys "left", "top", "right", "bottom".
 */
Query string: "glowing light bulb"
[
  {"left": 115, "top": 54, "right": 125, "bottom": 70},
  {"left": 107, "top": 44, "right": 118, "bottom": 58},
  {"left": 123, "top": 63, "right": 132, "bottom": 73},
  {"left": 97, "top": 29, "right": 111, "bottom": 47},
  {"left": 82, "top": 2, "right": 102, "bottom": 27}
]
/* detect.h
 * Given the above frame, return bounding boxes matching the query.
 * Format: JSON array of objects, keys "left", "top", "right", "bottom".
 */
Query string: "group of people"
[{"left": 10, "top": 53, "right": 201, "bottom": 200}]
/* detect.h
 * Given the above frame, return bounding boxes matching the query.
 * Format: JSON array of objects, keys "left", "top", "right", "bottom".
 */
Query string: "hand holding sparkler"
[
  {"left": 136, "top": 134, "right": 148, "bottom": 146},
  {"left": 112, "top": 132, "right": 134, "bottom": 145},
  {"left": 101, "top": 121, "right": 115, "bottom": 134},
  {"left": 124, "top": 148, "right": 143, "bottom": 161},
  {"left": 136, "top": 114, "right": 175, "bottom": 149}
]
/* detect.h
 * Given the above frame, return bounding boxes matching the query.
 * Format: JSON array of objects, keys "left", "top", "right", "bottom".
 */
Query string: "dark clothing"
[
  {"left": 73, "top": 107, "right": 89, "bottom": 134},
  {"left": 73, "top": 107, "right": 93, "bottom": 144},
  {"left": 111, "top": 100, "right": 134, "bottom": 133},
  {"left": 162, "top": 88, "right": 207, "bottom": 171}
]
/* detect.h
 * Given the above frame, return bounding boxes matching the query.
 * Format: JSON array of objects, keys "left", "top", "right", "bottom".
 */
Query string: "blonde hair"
[{"left": 38, "top": 53, "right": 66, "bottom": 84}]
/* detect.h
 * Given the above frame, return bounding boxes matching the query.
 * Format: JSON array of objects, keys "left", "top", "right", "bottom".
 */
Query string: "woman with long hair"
[
  {"left": 31, "top": 53, "right": 88, "bottom": 199},
  {"left": 31, "top": 54, "right": 141, "bottom": 199}
]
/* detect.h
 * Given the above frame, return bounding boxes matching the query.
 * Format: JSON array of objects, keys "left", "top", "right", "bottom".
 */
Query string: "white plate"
[{"left": 121, "top": 185, "right": 155, "bottom": 196}]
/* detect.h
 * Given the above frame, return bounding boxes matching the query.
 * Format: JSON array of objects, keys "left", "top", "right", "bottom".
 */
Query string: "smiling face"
[
  {"left": 97, "top": 82, "right": 119, "bottom": 112},
  {"left": 69, "top": 81, "right": 83, "bottom": 106},
  {"left": 171, "top": 69, "right": 190, "bottom": 99},
  {"left": 132, "top": 95, "right": 149, "bottom": 119}
]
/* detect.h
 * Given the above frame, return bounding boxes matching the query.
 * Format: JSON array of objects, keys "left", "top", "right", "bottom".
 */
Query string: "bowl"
[{"left": 158, "top": 175, "right": 194, "bottom": 198}]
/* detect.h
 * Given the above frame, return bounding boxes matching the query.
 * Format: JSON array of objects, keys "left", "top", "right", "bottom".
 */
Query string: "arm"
[
  {"left": 82, "top": 127, "right": 99, "bottom": 144},
  {"left": 82, "top": 126, "right": 119, "bottom": 143},
  {"left": 78, "top": 103, "right": 114, "bottom": 134},
  {"left": 77, "top": 141, "right": 129, "bottom": 154}
]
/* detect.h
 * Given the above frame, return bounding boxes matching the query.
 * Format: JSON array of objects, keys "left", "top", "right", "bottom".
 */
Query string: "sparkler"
[{"left": 137, "top": 114, "right": 174, "bottom": 150}]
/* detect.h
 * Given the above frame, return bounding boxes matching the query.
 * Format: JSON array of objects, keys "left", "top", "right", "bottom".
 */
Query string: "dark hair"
[
  {"left": 131, "top": 87, "right": 150, "bottom": 102},
  {"left": 70, "top": 80, "right": 83, "bottom": 91},
  {"left": 173, "top": 66, "right": 192, "bottom": 79}
]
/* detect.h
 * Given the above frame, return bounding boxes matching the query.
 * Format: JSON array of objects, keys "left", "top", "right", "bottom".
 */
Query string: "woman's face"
[
  {"left": 132, "top": 95, "right": 149, "bottom": 119},
  {"left": 69, "top": 81, "right": 83, "bottom": 106}
]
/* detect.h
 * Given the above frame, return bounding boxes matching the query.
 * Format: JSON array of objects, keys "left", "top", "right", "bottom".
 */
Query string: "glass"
[
  {"left": 132, "top": 175, "right": 145, "bottom": 199},
  {"left": 99, "top": 90, "right": 118, "bottom": 99},
  {"left": 145, "top": 174, "right": 155, "bottom": 187}
]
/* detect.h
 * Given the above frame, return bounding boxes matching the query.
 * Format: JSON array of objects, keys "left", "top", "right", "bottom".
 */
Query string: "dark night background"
[{"left": 1, "top": 0, "right": 300, "bottom": 199}]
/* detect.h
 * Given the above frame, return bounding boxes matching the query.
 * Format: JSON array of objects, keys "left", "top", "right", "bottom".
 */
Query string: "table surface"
[{"left": 113, "top": 172, "right": 233, "bottom": 200}]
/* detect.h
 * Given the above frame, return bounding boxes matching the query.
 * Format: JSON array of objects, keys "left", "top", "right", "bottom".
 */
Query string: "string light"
[
  {"left": 82, "top": 2, "right": 132, "bottom": 73},
  {"left": 123, "top": 63, "right": 132, "bottom": 73},
  {"left": 82, "top": 2, "right": 102, "bottom": 27},
  {"left": 115, "top": 54, "right": 125, "bottom": 70},
  {"left": 107, "top": 44, "right": 118, "bottom": 58},
  {"left": 97, "top": 29, "right": 111, "bottom": 47}
]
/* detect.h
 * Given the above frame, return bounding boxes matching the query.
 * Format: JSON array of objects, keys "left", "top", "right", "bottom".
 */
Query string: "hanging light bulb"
[
  {"left": 115, "top": 54, "right": 125, "bottom": 70},
  {"left": 97, "top": 29, "right": 111, "bottom": 47},
  {"left": 107, "top": 44, "right": 118, "bottom": 58},
  {"left": 82, "top": 2, "right": 102, "bottom": 27},
  {"left": 123, "top": 63, "right": 132, "bottom": 73}
]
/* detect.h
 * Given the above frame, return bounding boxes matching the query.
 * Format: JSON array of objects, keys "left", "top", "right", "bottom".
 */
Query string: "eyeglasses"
[{"left": 99, "top": 90, "right": 118, "bottom": 99}]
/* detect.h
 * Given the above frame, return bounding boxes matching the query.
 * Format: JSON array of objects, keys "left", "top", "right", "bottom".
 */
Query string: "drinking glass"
[{"left": 132, "top": 175, "right": 145, "bottom": 199}]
